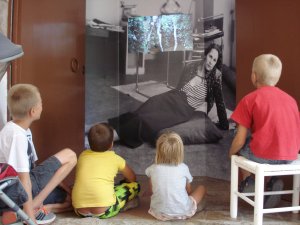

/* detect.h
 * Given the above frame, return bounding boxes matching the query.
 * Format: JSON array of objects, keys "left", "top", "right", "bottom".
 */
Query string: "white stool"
[{"left": 230, "top": 154, "right": 300, "bottom": 225}]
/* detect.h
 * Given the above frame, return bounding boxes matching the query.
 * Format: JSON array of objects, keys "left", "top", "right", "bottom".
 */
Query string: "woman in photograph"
[{"left": 109, "top": 43, "right": 229, "bottom": 148}]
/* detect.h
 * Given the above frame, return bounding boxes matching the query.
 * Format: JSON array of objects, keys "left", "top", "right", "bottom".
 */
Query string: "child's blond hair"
[
  {"left": 155, "top": 132, "right": 184, "bottom": 166},
  {"left": 7, "top": 84, "right": 41, "bottom": 119},
  {"left": 252, "top": 54, "right": 282, "bottom": 86}
]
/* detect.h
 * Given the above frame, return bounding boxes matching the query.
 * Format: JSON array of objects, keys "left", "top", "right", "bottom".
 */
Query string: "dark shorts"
[
  {"left": 239, "top": 137, "right": 293, "bottom": 165},
  {"left": 109, "top": 89, "right": 194, "bottom": 148},
  {"left": 0, "top": 156, "right": 67, "bottom": 210}
]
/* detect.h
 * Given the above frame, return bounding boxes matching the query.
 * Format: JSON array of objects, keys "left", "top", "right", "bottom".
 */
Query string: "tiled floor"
[
  {"left": 2, "top": 176, "right": 298, "bottom": 224},
  {"left": 51, "top": 176, "right": 300, "bottom": 225}
]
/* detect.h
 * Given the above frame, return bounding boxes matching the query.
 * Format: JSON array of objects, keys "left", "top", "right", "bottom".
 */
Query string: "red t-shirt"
[{"left": 231, "top": 86, "right": 300, "bottom": 160}]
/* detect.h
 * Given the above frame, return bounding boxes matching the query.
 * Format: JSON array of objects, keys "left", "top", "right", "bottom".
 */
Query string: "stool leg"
[
  {"left": 292, "top": 174, "right": 300, "bottom": 213},
  {"left": 254, "top": 166, "right": 264, "bottom": 225},
  {"left": 230, "top": 155, "right": 239, "bottom": 218}
]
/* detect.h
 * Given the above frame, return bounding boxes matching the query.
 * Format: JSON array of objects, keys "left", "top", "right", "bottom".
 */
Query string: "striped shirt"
[{"left": 181, "top": 76, "right": 207, "bottom": 109}]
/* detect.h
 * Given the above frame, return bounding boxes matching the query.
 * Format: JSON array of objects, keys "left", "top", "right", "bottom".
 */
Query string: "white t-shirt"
[
  {"left": 145, "top": 163, "right": 194, "bottom": 217},
  {"left": 0, "top": 121, "right": 38, "bottom": 172}
]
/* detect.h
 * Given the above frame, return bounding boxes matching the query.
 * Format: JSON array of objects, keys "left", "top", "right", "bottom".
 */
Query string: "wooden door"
[
  {"left": 236, "top": 0, "right": 300, "bottom": 106},
  {"left": 11, "top": 0, "right": 85, "bottom": 162}
]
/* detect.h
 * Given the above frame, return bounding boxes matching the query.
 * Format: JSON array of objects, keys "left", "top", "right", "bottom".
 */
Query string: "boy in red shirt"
[{"left": 229, "top": 54, "right": 300, "bottom": 208}]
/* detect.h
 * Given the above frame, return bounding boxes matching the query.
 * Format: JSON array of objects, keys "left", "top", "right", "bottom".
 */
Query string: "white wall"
[
  {"left": 86, "top": 0, "right": 121, "bottom": 24},
  {"left": 0, "top": 0, "right": 8, "bottom": 130},
  {"left": 213, "top": 0, "right": 235, "bottom": 67},
  {"left": 86, "top": 0, "right": 193, "bottom": 25},
  {"left": 0, "top": 74, "right": 7, "bottom": 130}
]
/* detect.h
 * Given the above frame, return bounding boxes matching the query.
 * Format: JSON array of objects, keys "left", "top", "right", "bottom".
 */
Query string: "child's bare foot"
[
  {"left": 44, "top": 201, "right": 73, "bottom": 213},
  {"left": 44, "top": 194, "right": 73, "bottom": 213}
]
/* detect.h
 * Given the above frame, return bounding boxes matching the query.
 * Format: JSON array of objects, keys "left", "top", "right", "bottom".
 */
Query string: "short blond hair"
[
  {"left": 252, "top": 54, "right": 282, "bottom": 86},
  {"left": 155, "top": 132, "right": 184, "bottom": 165},
  {"left": 8, "top": 84, "right": 41, "bottom": 119}
]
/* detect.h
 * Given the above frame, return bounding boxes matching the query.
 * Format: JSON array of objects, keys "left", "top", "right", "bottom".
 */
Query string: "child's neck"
[
  {"left": 13, "top": 119, "right": 33, "bottom": 130},
  {"left": 255, "top": 83, "right": 274, "bottom": 89}
]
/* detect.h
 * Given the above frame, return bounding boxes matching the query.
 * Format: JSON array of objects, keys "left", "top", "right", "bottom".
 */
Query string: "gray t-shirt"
[{"left": 145, "top": 163, "right": 194, "bottom": 216}]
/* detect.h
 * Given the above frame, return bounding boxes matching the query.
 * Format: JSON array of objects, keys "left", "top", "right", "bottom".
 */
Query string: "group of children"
[{"left": 0, "top": 54, "right": 299, "bottom": 224}]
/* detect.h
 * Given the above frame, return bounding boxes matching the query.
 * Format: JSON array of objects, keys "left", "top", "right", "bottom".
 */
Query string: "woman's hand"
[
  {"left": 215, "top": 122, "right": 229, "bottom": 130},
  {"left": 195, "top": 102, "right": 207, "bottom": 112}
]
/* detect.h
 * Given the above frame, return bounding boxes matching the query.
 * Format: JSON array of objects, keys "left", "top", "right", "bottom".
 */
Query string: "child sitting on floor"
[
  {"left": 145, "top": 132, "right": 206, "bottom": 221},
  {"left": 72, "top": 123, "right": 140, "bottom": 218},
  {"left": 0, "top": 84, "right": 77, "bottom": 225}
]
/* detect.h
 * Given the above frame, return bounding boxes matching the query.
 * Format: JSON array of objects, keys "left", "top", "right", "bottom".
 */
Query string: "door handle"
[
  {"left": 70, "top": 58, "right": 79, "bottom": 73},
  {"left": 82, "top": 65, "right": 85, "bottom": 75}
]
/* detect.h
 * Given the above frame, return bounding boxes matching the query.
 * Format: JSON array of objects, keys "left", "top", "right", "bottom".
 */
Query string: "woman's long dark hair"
[
  {"left": 204, "top": 43, "right": 223, "bottom": 73},
  {"left": 176, "top": 43, "right": 223, "bottom": 89}
]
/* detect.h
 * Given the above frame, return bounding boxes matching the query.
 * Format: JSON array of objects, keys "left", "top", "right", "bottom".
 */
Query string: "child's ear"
[
  {"left": 28, "top": 107, "right": 35, "bottom": 117},
  {"left": 29, "top": 105, "right": 39, "bottom": 118},
  {"left": 251, "top": 72, "right": 257, "bottom": 86}
]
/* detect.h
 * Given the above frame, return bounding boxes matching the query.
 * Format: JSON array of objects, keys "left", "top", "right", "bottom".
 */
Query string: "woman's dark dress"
[{"left": 109, "top": 61, "right": 229, "bottom": 148}]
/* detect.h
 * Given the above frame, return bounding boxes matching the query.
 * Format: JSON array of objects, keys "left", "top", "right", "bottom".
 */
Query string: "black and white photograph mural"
[{"left": 85, "top": 0, "right": 236, "bottom": 179}]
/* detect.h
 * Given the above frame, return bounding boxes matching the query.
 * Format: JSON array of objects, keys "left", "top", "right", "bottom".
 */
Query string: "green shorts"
[{"left": 76, "top": 182, "right": 140, "bottom": 219}]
